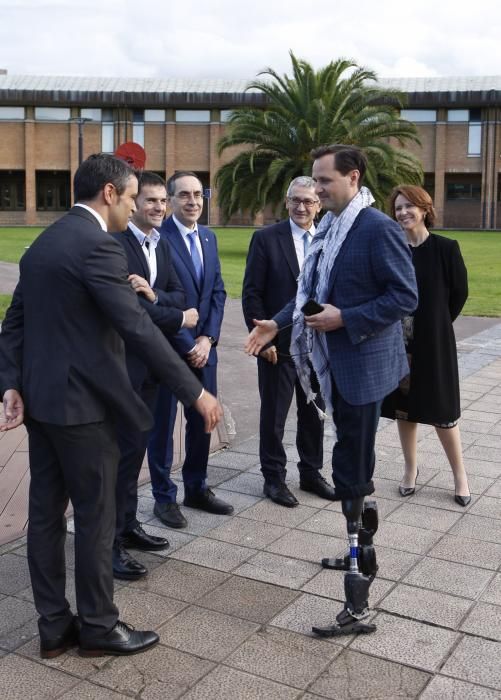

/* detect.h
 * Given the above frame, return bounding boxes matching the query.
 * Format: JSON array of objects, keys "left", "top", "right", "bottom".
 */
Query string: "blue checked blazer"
[{"left": 274, "top": 207, "right": 418, "bottom": 406}]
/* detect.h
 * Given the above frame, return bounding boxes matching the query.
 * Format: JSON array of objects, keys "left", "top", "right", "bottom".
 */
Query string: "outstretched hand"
[{"left": 244, "top": 319, "right": 278, "bottom": 356}]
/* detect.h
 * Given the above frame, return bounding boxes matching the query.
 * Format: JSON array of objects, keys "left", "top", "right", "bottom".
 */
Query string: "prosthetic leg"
[{"left": 312, "top": 498, "right": 378, "bottom": 637}]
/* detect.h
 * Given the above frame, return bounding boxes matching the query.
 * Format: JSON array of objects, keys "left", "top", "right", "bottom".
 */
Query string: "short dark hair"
[
  {"left": 310, "top": 144, "right": 367, "bottom": 186},
  {"left": 389, "top": 184, "right": 436, "bottom": 227},
  {"left": 135, "top": 170, "right": 166, "bottom": 195},
  {"left": 74, "top": 153, "right": 135, "bottom": 202},
  {"left": 166, "top": 170, "right": 203, "bottom": 196}
]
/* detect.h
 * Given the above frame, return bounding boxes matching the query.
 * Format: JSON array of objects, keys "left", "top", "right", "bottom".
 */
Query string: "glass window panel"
[
  {"left": 400, "top": 109, "right": 437, "bottom": 122},
  {"left": 132, "top": 123, "right": 144, "bottom": 146},
  {"left": 144, "top": 109, "right": 165, "bottom": 122},
  {"left": 80, "top": 108, "right": 102, "bottom": 121},
  {"left": 102, "top": 108, "right": 114, "bottom": 122},
  {"left": 447, "top": 109, "right": 469, "bottom": 122},
  {"left": 175, "top": 110, "right": 210, "bottom": 122},
  {"left": 132, "top": 109, "right": 144, "bottom": 123},
  {"left": 101, "top": 123, "right": 114, "bottom": 152},
  {"left": 468, "top": 124, "right": 481, "bottom": 155},
  {"left": 220, "top": 110, "right": 233, "bottom": 122},
  {"left": 0, "top": 106, "right": 25, "bottom": 120},
  {"left": 35, "top": 107, "right": 71, "bottom": 120}
]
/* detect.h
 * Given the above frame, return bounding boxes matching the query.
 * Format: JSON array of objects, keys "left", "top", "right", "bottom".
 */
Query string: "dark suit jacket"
[
  {"left": 274, "top": 207, "right": 418, "bottom": 405},
  {"left": 242, "top": 219, "right": 300, "bottom": 355},
  {"left": 159, "top": 216, "right": 226, "bottom": 366},
  {"left": 0, "top": 207, "right": 202, "bottom": 431}
]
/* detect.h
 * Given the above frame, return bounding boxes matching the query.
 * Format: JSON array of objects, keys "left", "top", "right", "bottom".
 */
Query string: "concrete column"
[
  {"left": 209, "top": 118, "right": 221, "bottom": 225},
  {"left": 24, "top": 112, "right": 36, "bottom": 225},
  {"left": 433, "top": 108, "right": 447, "bottom": 227}
]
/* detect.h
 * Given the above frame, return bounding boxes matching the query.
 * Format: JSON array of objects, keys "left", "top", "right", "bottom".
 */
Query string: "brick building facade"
[{"left": 0, "top": 74, "right": 500, "bottom": 228}]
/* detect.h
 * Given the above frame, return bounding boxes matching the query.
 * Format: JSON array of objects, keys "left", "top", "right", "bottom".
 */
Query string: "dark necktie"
[{"left": 188, "top": 231, "right": 203, "bottom": 284}]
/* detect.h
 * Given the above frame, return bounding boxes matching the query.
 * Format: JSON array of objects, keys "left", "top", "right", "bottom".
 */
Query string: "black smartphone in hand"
[{"left": 301, "top": 299, "right": 324, "bottom": 315}]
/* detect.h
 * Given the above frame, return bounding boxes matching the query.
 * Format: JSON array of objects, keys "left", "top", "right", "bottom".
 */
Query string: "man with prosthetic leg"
[{"left": 245, "top": 144, "right": 417, "bottom": 638}]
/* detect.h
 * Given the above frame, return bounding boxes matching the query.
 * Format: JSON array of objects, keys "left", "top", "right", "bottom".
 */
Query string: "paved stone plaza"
[{"left": 0, "top": 316, "right": 500, "bottom": 698}]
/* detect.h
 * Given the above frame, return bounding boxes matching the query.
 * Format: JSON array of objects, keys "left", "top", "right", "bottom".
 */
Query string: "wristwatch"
[{"left": 207, "top": 336, "right": 217, "bottom": 346}]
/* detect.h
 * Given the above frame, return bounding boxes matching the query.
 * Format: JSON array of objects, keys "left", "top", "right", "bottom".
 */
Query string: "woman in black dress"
[{"left": 381, "top": 185, "right": 471, "bottom": 506}]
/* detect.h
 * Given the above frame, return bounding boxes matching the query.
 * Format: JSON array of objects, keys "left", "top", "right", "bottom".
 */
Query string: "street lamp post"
[{"left": 70, "top": 117, "right": 92, "bottom": 165}]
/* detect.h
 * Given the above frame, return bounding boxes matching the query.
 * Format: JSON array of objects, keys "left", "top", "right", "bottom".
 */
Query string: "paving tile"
[
  {"left": 296, "top": 509, "right": 348, "bottom": 539},
  {"left": 420, "top": 675, "right": 501, "bottom": 699},
  {"left": 441, "top": 635, "right": 501, "bottom": 690},
  {"left": 403, "top": 557, "right": 492, "bottom": 599},
  {"left": 463, "top": 458, "right": 501, "bottom": 479},
  {"left": 130, "top": 559, "right": 229, "bottom": 602},
  {"left": 485, "top": 481, "right": 501, "bottom": 499},
  {"left": 214, "top": 472, "right": 263, "bottom": 496},
  {"left": 378, "top": 583, "right": 473, "bottom": 629},
  {"left": 450, "top": 513, "right": 501, "bottom": 544},
  {"left": 17, "top": 636, "right": 110, "bottom": 677},
  {"left": 270, "top": 592, "right": 354, "bottom": 647},
  {"left": 427, "top": 470, "right": 493, "bottom": 495},
  {"left": 266, "top": 529, "right": 346, "bottom": 565},
  {"left": 238, "top": 498, "right": 318, "bottom": 527},
  {"left": 208, "top": 450, "right": 259, "bottom": 469},
  {"left": 87, "top": 643, "right": 215, "bottom": 699},
  {"left": 309, "top": 648, "right": 430, "bottom": 699},
  {"left": 465, "top": 445, "right": 501, "bottom": 466},
  {"left": 157, "top": 605, "right": 259, "bottom": 661},
  {"left": 428, "top": 534, "right": 501, "bottom": 570},
  {"left": 198, "top": 574, "right": 299, "bottom": 623},
  {"left": 170, "top": 537, "right": 255, "bottom": 572},
  {"left": 469, "top": 495, "right": 501, "bottom": 520},
  {"left": 481, "top": 574, "right": 501, "bottom": 606},
  {"left": 206, "top": 515, "right": 288, "bottom": 548},
  {"left": 0, "top": 552, "right": 32, "bottom": 594},
  {"left": 385, "top": 503, "right": 463, "bottom": 532},
  {"left": 206, "top": 465, "right": 241, "bottom": 486},
  {"left": 150, "top": 506, "right": 233, "bottom": 537},
  {"left": 233, "top": 552, "right": 319, "bottom": 589},
  {"left": 373, "top": 545, "right": 421, "bottom": 582},
  {"left": 113, "top": 587, "right": 187, "bottom": 629},
  {"left": 462, "top": 409, "right": 499, "bottom": 423},
  {"left": 350, "top": 612, "right": 458, "bottom": 672},
  {"left": 301, "top": 569, "right": 394, "bottom": 606},
  {"left": 217, "top": 490, "right": 261, "bottom": 514},
  {"left": 373, "top": 477, "right": 416, "bottom": 501},
  {"left": 228, "top": 437, "right": 260, "bottom": 455},
  {"left": 181, "top": 665, "right": 300, "bottom": 700},
  {"left": 470, "top": 433, "right": 501, "bottom": 449},
  {"left": 0, "top": 595, "right": 38, "bottom": 650},
  {"left": 325, "top": 495, "right": 400, "bottom": 519},
  {"left": 460, "top": 601, "right": 501, "bottom": 640},
  {"left": 0, "top": 653, "right": 78, "bottom": 699},
  {"left": 460, "top": 419, "right": 496, "bottom": 435},
  {"left": 56, "top": 681, "right": 130, "bottom": 699},
  {"left": 374, "top": 521, "right": 442, "bottom": 554},
  {"left": 410, "top": 485, "right": 478, "bottom": 512},
  {"left": 226, "top": 626, "right": 339, "bottom": 689}
]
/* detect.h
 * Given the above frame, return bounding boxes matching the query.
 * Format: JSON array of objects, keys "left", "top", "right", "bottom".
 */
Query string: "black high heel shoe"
[
  {"left": 399, "top": 469, "right": 419, "bottom": 497},
  {"left": 454, "top": 493, "right": 471, "bottom": 507}
]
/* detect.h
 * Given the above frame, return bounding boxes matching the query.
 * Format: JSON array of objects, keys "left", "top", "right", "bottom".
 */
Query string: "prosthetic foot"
[{"left": 312, "top": 498, "right": 377, "bottom": 638}]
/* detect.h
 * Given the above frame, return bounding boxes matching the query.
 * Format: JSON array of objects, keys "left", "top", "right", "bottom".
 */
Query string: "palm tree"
[{"left": 216, "top": 52, "right": 423, "bottom": 220}]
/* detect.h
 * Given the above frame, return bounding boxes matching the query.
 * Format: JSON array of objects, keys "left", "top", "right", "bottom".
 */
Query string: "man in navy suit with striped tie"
[{"left": 148, "top": 172, "right": 232, "bottom": 529}]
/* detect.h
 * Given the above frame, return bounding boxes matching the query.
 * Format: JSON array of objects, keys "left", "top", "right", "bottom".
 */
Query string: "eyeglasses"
[
  {"left": 287, "top": 197, "right": 319, "bottom": 208},
  {"left": 174, "top": 191, "right": 204, "bottom": 201}
]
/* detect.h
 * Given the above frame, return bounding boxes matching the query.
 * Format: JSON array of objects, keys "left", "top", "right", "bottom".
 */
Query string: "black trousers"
[
  {"left": 26, "top": 417, "right": 119, "bottom": 641},
  {"left": 330, "top": 379, "right": 382, "bottom": 500},
  {"left": 257, "top": 356, "right": 324, "bottom": 484},
  {"left": 115, "top": 382, "right": 158, "bottom": 542}
]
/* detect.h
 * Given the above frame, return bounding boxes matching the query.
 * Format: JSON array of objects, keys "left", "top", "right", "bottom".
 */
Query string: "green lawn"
[{"left": 0, "top": 226, "right": 500, "bottom": 316}]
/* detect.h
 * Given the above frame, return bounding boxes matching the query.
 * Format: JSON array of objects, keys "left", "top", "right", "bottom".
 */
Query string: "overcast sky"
[{"left": 1, "top": 0, "right": 499, "bottom": 81}]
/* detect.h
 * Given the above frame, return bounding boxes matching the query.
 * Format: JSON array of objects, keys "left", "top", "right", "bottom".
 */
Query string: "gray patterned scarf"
[{"left": 290, "top": 186, "right": 375, "bottom": 416}]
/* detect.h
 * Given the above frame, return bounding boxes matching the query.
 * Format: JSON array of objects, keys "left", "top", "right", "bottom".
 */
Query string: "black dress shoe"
[
  {"left": 40, "top": 616, "right": 80, "bottom": 659},
  {"left": 79, "top": 620, "right": 159, "bottom": 657},
  {"left": 263, "top": 481, "right": 299, "bottom": 508},
  {"left": 112, "top": 544, "right": 148, "bottom": 580},
  {"left": 184, "top": 488, "right": 234, "bottom": 515},
  {"left": 455, "top": 493, "right": 471, "bottom": 507},
  {"left": 154, "top": 501, "right": 188, "bottom": 529},
  {"left": 122, "top": 523, "right": 169, "bottom": 551},
  {"left": 300, "top": 474, "right": 336, "bottom": 500}
]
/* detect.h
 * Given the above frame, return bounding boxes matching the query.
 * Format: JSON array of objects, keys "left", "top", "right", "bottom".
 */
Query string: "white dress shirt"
[
  {"left": 289, "top": 218, "right": 316, "bottom": 270},
  {"left": 128, "top": 221, "right": 160, "bottom": 287},
  {"left": 172, "top": 214, "right": 204, "bottom": 273},
  {"left": 74, "top": 203, "right": 107, "bottom": 232}
]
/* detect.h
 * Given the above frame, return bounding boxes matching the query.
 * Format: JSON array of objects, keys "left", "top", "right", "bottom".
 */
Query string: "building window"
[
  {"left": 0, "top": 106, "right": 25, "bottom": 120},
  {"left": 101, "top": 108, "right": 114, "bottom": 152},
  {"left": 0, "top": 171, "right": 25, "bottom": 210},
  {"left": 175, "top": 110, "right": 210, "bottom": 122},
  {"left": 400, "top": 109, "right": 437, "bottom": 123},
  {"left": 220, "top": 110, "right": 233, "bottom": 122},
  {"left": 144, "top": 109, "right": 165, "bottom": 122},
  {"left": 80, "top": 108, "right": 102, "bottom": 121},
  {"left": 446, "top": 182, "right": 481, "bottom": 200},
  {"left": 447, "top": 109, "right": 469, "bottom": 122},
  {"left": 34, "top": 107, "right": 71, "bottom": 121},
  {"left": 132, "top": 109, "right": 144, "bottom": 146},
  {"left": 36, "top": 171, "right": 71, "bottom": 211}
]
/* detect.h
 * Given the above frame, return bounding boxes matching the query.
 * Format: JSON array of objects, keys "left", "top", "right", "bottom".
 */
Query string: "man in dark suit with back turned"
[
  {"left": 0, "top": 154, "right": 222, "bottom": 658},
  {"left": 111, "top": 171, "right": 200, "bottom": 580},
  {"left": 242, "top": 176, "right": 335, "bottom": 507},
  {"left": 147, "top": 171, "right": 232, "bottom": 529}
]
